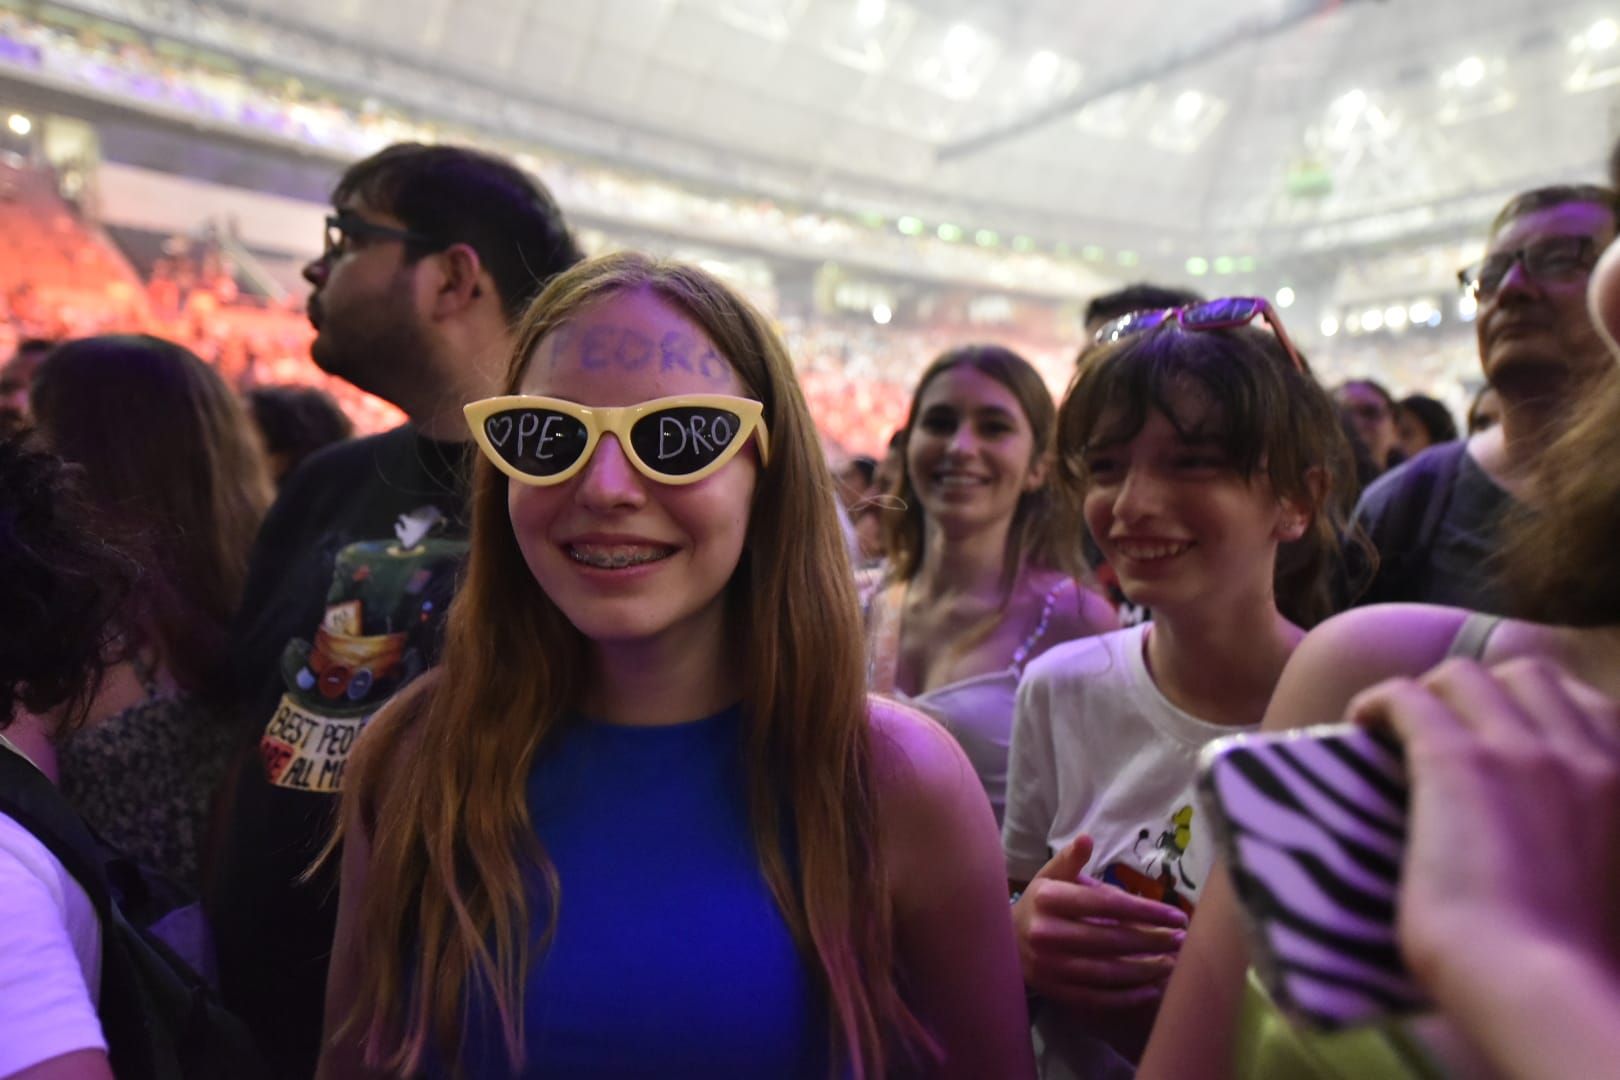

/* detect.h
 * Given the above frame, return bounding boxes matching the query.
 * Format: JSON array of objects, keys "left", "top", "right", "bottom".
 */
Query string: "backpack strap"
[
  {"left": 1446, "top": 612, "right": 1506, "bottom": 661},
  {"left": 0, "top": 744, "right": 115, "bottom": 923}
]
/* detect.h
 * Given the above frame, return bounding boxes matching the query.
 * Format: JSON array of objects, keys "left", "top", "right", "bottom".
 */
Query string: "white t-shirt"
[
  {"left": 0, "top": 801, "right": 107, "bottom": 1075},
  {"left": 1003, "top": 624, "right": 1257, "bottom": 1080}
]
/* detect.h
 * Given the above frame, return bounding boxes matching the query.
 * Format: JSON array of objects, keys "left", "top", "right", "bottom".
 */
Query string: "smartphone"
[{"left": 1197, "top": 724, "right": 1430, "bottom": 1030}]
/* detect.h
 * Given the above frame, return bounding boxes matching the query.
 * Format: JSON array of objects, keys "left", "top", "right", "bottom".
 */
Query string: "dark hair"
[
  {"left": 1056, "top": 325, "right": 1361, "bottom": 627},
  {"left": 1084, "top": 283, "right": 1207, "bottom": 330},
  {"left": 844, "top": 455, "right": 877, "bottom": 488},
  {"left": 14, "top": 337, "right": 57, "bottom": 356},
  {"left": 1488, "top": 183, "right": 1620, "bottom": 238},
  {"left": 0, "top": 426, "right": 135, "bottom": 736},
  {"left": 1397, "top": 393, "right": 1458, "bottom": 445},
  {"left": 333, "top": 143, "right": 582, "bottom": 321},
  {"left": 247, "top": 384, "right": 354, "bottom": 464},
  {"left": 30, "top": 336, "right": 274, "bottom": 700},
  {"left": 884, "top": 345, "right": 1059, "bottom": 589},
  {"left": 1337, "top": 377, "right": 1397, "bottom": 413},
  {"left": 1466, "top": 384, "right": 1501, "bottom": 434}
]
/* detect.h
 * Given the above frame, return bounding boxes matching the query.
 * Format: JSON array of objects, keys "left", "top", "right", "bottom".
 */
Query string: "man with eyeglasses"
[
  {"left": 1352, "top": 183, "right": 1618, "bottom": 613},
  {"left": 209, "top": 142, "right": 580, "bottom": 1079}
]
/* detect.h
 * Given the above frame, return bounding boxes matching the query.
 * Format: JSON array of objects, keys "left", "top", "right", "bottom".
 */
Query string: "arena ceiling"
[{"left": 205, "top": 0, "right": 1619, "bottom": 263}]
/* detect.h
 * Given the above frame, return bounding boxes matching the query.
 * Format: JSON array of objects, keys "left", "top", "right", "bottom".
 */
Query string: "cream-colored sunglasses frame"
[{"left": 464, "top": 394, "right": 770, "bottom": 486}]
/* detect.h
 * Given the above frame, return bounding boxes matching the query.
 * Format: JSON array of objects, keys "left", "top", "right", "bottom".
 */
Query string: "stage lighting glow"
[
  {"left": 1275, "top": 286, "right": 1296, "bottom": 308},
  {"left": 7, "top": 114, "right": 31, "bottom": 136}
]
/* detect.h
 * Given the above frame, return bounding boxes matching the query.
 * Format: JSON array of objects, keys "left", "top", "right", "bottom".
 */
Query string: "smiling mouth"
[
  {"left": 1114, "top": 541, "right": 1192, "bottom": 561},
  {"left": 934, "top": 473, "right": 990, "bottom": 488},
  {"left": 566, "top": 543, "right": 676, "bottom": 569}
]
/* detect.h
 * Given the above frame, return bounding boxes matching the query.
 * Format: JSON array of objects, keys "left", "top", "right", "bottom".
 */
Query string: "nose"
[
  {"left": 945, "top": 422, "right": 978, "bottom": 457},
  {"left": 302, "top": 254, "right": 330, "bottom": 287},
  {"left": 574, "top": 434, "right": 647, "bottom": 511},
  {"left": 1491, "top": 254, "right": 1539, "bottom": 305},
  {"left": 1110, "top": 464, "right": 1166, "bottom": 526}
]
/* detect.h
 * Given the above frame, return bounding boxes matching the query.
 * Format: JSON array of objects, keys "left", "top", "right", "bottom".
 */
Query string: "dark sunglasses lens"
[
  {"left": 482, "top": 409, "right": 589, "bottom": 476},
  {"left": 630, "top": 406, "right": 745, "bottom": 476},
  {"left": 1183, "top": 297, "right": 1261, "bottom": 329},
  {"left": 1100, "top": 310, "right": 1169, "bottom": 343}
]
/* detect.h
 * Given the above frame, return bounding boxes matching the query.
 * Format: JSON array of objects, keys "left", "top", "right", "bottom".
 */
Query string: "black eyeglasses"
[
  {"left": 322, "top": 212, "right": 445, "bottom": 259},
  {"left": 1457, "top": 235, "right": 1598, "bottom": 298}
]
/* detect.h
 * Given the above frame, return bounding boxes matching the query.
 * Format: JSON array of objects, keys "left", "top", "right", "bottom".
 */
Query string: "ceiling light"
[
  {"left": 896, "top": 216, "right": 924, "bottom": 236},
  {"left": 1027, "top": 50, "right": 1060, "bottom": 86},
  {"left": 872, "top": 302, "right": 892, "bottom": 325},
  {"left": 1213, "top": 256, "right": 1235, "bottom": 275},
  {"left": 1458, "top": 293, "right": 1478, "bottom": 321},
  {"left": 1588, "top": 18, "right": 1619, "bottom": 50},
  {"left": 942, "top": 23, "right": 983, "bottom": 66},
  {"left": 1012, "top": 235, "right": 1035, "bottom": 253},
  {"left": 1384, "top": 305, "right": 1408, "bottom": 331},
  {"left": 1333, "top": 89, "right": 1367, "bottom": 115},
  {"left": 1174, "top": 91, "right": 1205, "bottom": 123},
  {"left": 974, "top": 229, "right": 999, "bottom": 247},
  {"left": 1320, "top": 315, "right": 1339, "bottom": 337},
  {"left": 937, "top": 223, "right": 963, "bottom": 242},
  {"left": 855, "top": 0, "right": 886, "bottom": 28},
  {"left": 1362, "top": 308, "right": 1385, "bottom": 332},
  {"left": 1346, "top": 313, "right": 1363, "bottom": 334},
  {"left": 1116, "top": 250, "right": 1140, "bottom": 267},
  {"left": 7, "top": 113, "right": 30, "bottom": 136},
  {"left": 1082, "top": 245, "right": 1105, "bottom": 262},
  {"left": 1186, "top": 257, "right": 1209, "bottom": 276},
  {"left": 1455, "top": 56, "right": 1485, "bottom": 88},
  {"left": 1408, "top": 300, "right": 1438, "bottom": 325},
  {"left": 1276, "top": 286, "right": 1296, "bottom": 309}
]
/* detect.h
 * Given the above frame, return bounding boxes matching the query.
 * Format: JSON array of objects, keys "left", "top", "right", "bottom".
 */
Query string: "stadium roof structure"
[{"left": 197, "top": 0, "right": 1617, "bottom": 264}]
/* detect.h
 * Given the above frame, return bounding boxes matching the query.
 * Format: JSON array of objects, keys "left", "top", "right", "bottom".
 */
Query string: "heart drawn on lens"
[{"left": 486, "top": 415, "right": 514, "bottom": 448}]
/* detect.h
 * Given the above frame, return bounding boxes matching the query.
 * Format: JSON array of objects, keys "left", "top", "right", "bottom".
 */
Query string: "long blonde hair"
[{"left": 336, "top": 252, "right": 934, "bottom": 1076}]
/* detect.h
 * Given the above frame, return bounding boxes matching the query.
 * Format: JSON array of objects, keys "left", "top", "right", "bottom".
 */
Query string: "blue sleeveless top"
[{"left": 439, "top": 704, "right": 827, "bottom": 1078}]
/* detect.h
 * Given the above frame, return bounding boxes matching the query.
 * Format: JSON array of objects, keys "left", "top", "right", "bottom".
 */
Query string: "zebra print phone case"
[{"left": 1197, "top": 725, "right": 1431, "bottom": 1030}]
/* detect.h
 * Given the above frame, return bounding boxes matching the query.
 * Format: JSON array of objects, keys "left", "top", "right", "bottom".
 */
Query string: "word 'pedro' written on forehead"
[{"left": 544, "top": 323, "right": 733, "bottom": 382}]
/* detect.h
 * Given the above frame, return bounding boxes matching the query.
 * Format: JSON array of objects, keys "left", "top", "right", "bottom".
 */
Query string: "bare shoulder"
[
  {"left": 867, "top": 694, "right": 977, "bottom": 795},
  {"left": 1261, "top": 604, "right": 1473, "bottom": 732}
]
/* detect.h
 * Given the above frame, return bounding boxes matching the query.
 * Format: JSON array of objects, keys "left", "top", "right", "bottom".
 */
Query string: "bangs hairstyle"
[
  {"left": 884, "top": 345, "right": 1059, "bottom": 588},
  {"left": 336, "top": 251, "right": 934, "bottom": 1077},
  {"left": 1055, "top": 325, "right": 1360, "bottom": 627}
]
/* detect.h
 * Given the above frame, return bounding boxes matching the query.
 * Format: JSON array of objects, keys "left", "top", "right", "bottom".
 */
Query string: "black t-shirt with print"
[{"left": 210, "top": 424, "right": 472, "bottom": 1079}]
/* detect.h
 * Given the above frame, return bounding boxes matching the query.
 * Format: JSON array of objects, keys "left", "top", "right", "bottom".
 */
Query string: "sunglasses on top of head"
[
  {"left": 1092, "top": 296, "right": 1308, "bottom": 373},
  {"left": 464, "top": 394, "right": 770, "bottom": 487}
]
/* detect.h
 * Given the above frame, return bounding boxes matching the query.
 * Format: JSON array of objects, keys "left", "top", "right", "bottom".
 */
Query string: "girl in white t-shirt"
[{"left": 1002, "top": 299, "right": 1361, "bottom": 1076}]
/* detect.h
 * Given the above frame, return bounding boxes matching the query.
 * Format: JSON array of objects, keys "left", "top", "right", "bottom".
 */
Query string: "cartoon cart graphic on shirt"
[{"left": 259, "top": 508, "right": 466, "bottom": 794}]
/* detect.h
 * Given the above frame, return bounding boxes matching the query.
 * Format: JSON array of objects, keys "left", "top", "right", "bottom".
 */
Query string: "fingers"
[
  {"left": 1024, "top": 902, "right": 1186, "bottom": 957},
  {"left": 1033, "top": 878, "right": 1189, "bottom": 930},
  {"left": 1033, "top": 833, "right": 1095, "bottom": 884},
  {"left": 1490, "top": 658, "right": 1620, "bottom": 751}
]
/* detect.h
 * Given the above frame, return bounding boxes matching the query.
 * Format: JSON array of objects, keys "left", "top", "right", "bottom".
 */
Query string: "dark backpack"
[
  {"left": 0, "top": 745, "right": 271, "bottom": 1080},
  {"left": 1354, "top": 440, "right": 1468, "bottom": 606}
]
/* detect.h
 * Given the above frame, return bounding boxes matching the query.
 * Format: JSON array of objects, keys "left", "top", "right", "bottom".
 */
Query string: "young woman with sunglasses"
[
  {"left": 866, "top": 346, "right": 1116, "bottom": 827},
  {"left": 314, "top": 253, "right": 1032, "bottom": 1079},
  {"left": 1001, "top": 298, "right": 1358, "bottom": 1078},
  {"left": 1137, "top": 172, "right": 1620, "bottom": 1080}
]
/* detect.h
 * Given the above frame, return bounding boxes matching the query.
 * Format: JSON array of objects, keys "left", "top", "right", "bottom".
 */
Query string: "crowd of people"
[{"left": 1, "top": 130, "right": 1618, "bottom": 1080}]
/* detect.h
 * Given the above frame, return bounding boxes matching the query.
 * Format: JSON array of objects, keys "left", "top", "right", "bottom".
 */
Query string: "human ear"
[
  {"left": 1275, "top": 466, "right": 1327, "bottom": 542},
  {"left": 428, "top": 243, "right": 488, "bottom": 319},
  {"left": 1023, "top": 450, "right": 1051, "bottom": 493}
]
